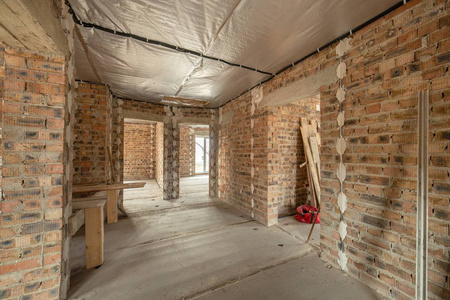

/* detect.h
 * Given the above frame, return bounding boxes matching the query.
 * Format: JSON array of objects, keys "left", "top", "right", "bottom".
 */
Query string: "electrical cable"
[{"left": 65, "top": 0, "right": 272, "bottom": 76}]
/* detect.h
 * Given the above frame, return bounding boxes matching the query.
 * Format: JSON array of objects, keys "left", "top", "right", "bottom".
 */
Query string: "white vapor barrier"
[
  {"left": 71, "top": 0, "right": 400, "bottom": 107},
  {"left": 78, "top": 28, "right": 201, "bottom": 102},
  {"left": 176, "top": 58, "right": 268, "bottom": 105},
  {"left": 74, "top": 33, "right": 97, "bottom": 83}
]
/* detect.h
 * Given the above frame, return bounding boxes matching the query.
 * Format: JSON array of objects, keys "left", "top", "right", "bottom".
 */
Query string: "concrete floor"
[{"left": 68, "top": 175, "right": 380, "bottom": 300}]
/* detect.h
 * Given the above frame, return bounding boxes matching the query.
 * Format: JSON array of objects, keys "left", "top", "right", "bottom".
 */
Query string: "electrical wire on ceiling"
[
  {"left": 65, "top": 0, "right": 273, "bottom": 77},
  {"left": 68, "top": 0, "right": 408, "bottom": 108},
  {"left": 220, "top": 0, "right": 408, "bottom": 107}
]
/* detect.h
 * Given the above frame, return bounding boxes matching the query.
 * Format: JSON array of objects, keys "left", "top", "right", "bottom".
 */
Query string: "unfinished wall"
[
  {"left": 219, "top": 93, "right": 274, "bottom": 224},
  {"left": 219, "top": 93, "right": 323, "bottom": 224},
  {"left": 179, "top": 126, "right": 211, "bottom": 177},
  {"left": 123, "top": 121, "right": 156, "bottom": 180},
  {"left": 179, "top": 125, "right": 195, "bottom": 177},
  {"left": 73, "top": 83, "right": 110, "bottom": 185},
  {"left": 0, "top": 44, "right": 67, "bottom": 299},
  {"left": 320, "top": 1, "right": 449, "bottom": 299},
  {"left": 121, "top": 100, "right": 216, "bottom": 199},
  {"left": 218, "top": 1, "right": 449, "bottom": 298},
  {"left": 274, "top": 98, "right": 320, "bottom": 217}
]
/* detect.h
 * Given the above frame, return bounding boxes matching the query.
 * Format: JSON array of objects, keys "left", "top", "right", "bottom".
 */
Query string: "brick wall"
[
  {"left": 320, "top": 1, "right": 449, "bottom": 299},
  {"left": 73, "top": 83, "right": 109, "bottom": 185},
  {"left": 219, "top": 1, "right": 449, "bottom": 298},
  {"left": 219, "top": 94, "right": 273, "bottom": 224},
  {"left": 179, "top": 125, "right": 194, "bottom": 177},
  {"left": 179, "top": 126, "right": 210, "bottom": 177},
  {"left": 123, "top": 121, "right": 156, "bottom": 180},
  {"left": 120, "top": 100, "right": 216, "bottom": 199},
  {"left": 274, "top": 98, "right": 320, "bottom": 216},
  {"left": 219, "top": 96, "right": 321, "bottom": 223},
  {"left": 0, "top": 44, "right": 67, "bottom": 299}
]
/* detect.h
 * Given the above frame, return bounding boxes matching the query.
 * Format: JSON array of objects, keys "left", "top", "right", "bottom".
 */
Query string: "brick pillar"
[
  {"left": 209, "top": 110, "right": 219, "bottom": 197},
  {"left": 0, "top": 45, "right": 67, "bottom": 299},
  {"left": 163, "top": 106, "right": 180, "bottom": 199}
]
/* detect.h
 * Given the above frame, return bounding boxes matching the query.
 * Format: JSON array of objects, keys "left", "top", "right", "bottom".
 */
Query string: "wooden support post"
[
  {"left": 106, "top": 190, "right": 119, "bottom": 223},
  {"left": 85, "top": 206, "right": 104, "bottom": 268}
]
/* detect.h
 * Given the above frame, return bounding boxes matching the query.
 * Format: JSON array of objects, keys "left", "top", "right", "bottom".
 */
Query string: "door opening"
[{"left": 195, "top": 136, "right": 210, "bottom": 174}]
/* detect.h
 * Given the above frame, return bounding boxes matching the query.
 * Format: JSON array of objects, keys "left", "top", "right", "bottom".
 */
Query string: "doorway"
[
  {"left": 178, "top": 124, "right": 210, "bottom": 201},
  {"left": 122, "top": 118, "right": 164, "bottom": 212},
  {"left": 195, "top": 136, "right": 210, "bottom": 174}
]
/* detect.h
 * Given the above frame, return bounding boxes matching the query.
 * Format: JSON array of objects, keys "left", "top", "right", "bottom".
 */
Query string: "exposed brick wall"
[
  {"left": 219, "top": 94, "right": 272, "bottom": 224},
  {"left": 219, "top": 1, "right": 449, "bottom": 298},
  {"left": 179, "top": 126, "right": 210, "bottom": 177},
  {"left": 219, "top": 96, "right": 321, "bottom": 224},
  {"left": 320, "top": 1, "right": 449, "bottom": 299},
  {"left": 123, "top": 122, "right": 156, "bottom": 180},
  {"left": 179, "top": 125, "right": 194, "bottom": 177},
  {"left": 274, "top": 98, "right": 320, "bottom": 216},
  {"left": 0, "top": 45, "right": 66, "bottom": 299},
  {"left": 120, "top": 100, "right": 216, "bottom": 199},
  {"left": 73, "top": 83, "right": 109, "bottom": 185}
]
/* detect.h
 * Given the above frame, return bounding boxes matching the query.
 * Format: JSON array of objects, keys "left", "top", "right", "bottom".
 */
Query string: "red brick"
[
  {"left": 0, "top": 258, "right": 40, "bottom": 276},
  {"left": 4, "top": 79, "right": 25, "bottom": 91}
]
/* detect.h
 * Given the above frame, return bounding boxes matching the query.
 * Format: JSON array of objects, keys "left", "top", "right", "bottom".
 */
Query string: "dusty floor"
[{"left": 68, "top": 176, "right": 380, "bottom": 300}]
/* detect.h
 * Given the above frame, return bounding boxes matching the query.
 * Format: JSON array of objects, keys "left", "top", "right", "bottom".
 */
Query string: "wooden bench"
[
  {"left": 69, "top": 196, "right": 107, "bottom": 268},
  {"left": 73, "top": 182, "right": 146, "bottom": 224}
]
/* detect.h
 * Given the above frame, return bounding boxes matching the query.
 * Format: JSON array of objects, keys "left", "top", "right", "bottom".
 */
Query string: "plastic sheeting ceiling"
[{"left": 71, "top": 0, "right": 400, "bottom": 107}]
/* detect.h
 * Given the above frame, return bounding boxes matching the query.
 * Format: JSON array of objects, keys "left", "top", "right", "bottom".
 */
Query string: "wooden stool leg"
[
  {"left": 106, "top": 190, "right": 118, "bottom": 223},
  {"left": 85, "top": 206, "right": 104, "bottom": 268}
]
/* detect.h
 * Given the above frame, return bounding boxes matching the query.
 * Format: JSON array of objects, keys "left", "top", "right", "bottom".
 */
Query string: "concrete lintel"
[
  {"left": 178, "top": 117, "right": 210, "bottom": 125},
  {"left": 0, "top": 0, "right": 69, "bottom": 56},
  {"left": 123, "top": 110, "right": 164, "bottom": 123},
  {"left": 259, "top": 67, "right": 336, "bottom": 108}
]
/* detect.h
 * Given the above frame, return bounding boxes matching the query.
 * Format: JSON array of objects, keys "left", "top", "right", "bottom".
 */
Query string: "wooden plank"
[
  {"left": 301, "top": 118, "right": 321, "bottom": 201},
  {"left": 73, "top": 196, "right": 108, "bottom": 203},
  {"left": 106, "top": 190, "right": 118, "bottom": 224},
  {"left": 309, "top": 137, "right": 320, "bottom": 164},
  {"left": 301, "top": 121, "right": 316, "bottom": 207},
  {"left": 68, "top": 209, "right": 85, "bottom": 236},
  {"left": 73, "top": 182, "right": 145, "bottom": 193},
  {"left": 309, "top": 136, "right": 321, "bottom": 181},
  {"left": 73, "top": 199, "right": 106, "bottom": 210},
  {"left": 85, "top": 206, "right": 104, "bottom": 269}
]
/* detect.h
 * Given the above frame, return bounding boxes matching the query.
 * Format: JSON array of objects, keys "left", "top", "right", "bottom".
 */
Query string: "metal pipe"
[{"left": 416, "top": 90, "right": 429, "bottom": 300}]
